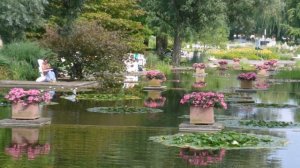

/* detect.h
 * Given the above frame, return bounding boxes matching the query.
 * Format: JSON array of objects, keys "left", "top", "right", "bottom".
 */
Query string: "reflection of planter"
[
  {"left": 12, "top": 103, "right": 40, "bottom": 120},
  {"left": 12, "top": 128, "right": 39, "bottom": 144},
  {"left": 144, "top": 97, "right": 166, "bottom": 108},
  {"left": 179, "top": 148, "right": 226, "bottom": 166},
  {"left": 148, "top": 79, "right": 161, "bottom": 87},
  {"left": 192, "top": 82, "right": 206, "bottom": 88},
  {"left": 5, "top": 143, "right": 51, "bottom": 160},
  {"left": 195, "top": 76, "right": 205, "bottom": 83},
  {"left": 196, "top": 68, "right": 205, "bottom": 74},
  {"left": 147, "top": 91, "right": 161, "bottom": 99},
  {"left": 257, "top": 69, "right": 268, "bottom": 76},
  {"left": 219, "top": 64, "right": 227, "bottom": 70},
  {"left": 240, "top": 80, "right": 253, "bottom": 89},
  {"left": 255, "top": 77, "right": 269, "bottom": 89},
  {"left": 190, "top": 106, "right": 214, "bottom": 124}
]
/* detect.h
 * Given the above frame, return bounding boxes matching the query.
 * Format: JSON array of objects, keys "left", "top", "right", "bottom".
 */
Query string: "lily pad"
[
  {"left": 87, "top": 106, "right": 163, "bottom": 114},
  {"left": 77, "top": 94, "right": 141, "bottom": 101},
  {"left": 149, "top": 131, "right": 287, "bottom": 150},
  {"left": 221, "top": 120, "right": 300, "bottom": 129},
  {"left": 231, "top": 103, "right": 298, "bottom": 108}
]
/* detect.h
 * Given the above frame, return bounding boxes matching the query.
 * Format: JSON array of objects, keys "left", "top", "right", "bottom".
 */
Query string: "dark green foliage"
[
  {"left": 76, "top": 93, "right": 140, "bottom": 101},
  {"left": 41, "top": 21, "right": 128, "bottom": 79},
  {"left": 239, "top": 120, "right": 294, "bottom": 128},
  {"left": 0, "top": 41, "right": 54, "bottom": 80},
  {"left": 0, "top": 0, "right": 47, "bottom": 42},
  {"left": 86, "top": 106, "right": 163, "bottom": 114},
  {"left": 150, "top": 131, "right": 286, "bottom": 149}
]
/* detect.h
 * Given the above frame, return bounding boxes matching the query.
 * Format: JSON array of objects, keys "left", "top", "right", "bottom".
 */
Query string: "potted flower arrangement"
[
  {"left": 145, "top": 70, "right": 166, "bottom": 87},
  {"left": 237, "top": 72, "right": 257, "bottom": 89},
  {"left": 5, "top": 88, "right": 51, "bottom": 119},
  {"left": 264, "top": 59, "right": 277, "bottom": 70},
  {"left": 180, "top": 92, "right": 227, "bottom": 124},
  {"left": 144, "top": 97, "right": 166, "bottom": 108},
  {"left": 256, "top": 64, "right": 269, "bottom": 76},
  {"left": 192, "top": 63, "right": 206, "bottom": 74},
  {"left": 218, "top": 60, "right": 228, "bottom": 70},
  {"left": 179, "top": 148, "right": 226, "bottom": 166},
  {"left": 232, "top": 58, "right": 241, "bottom": 70}
]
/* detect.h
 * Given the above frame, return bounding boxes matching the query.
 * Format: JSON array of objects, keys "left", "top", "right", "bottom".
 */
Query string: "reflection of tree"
[{"left": 257, "top": 84, "right": 292, "bottom": 104}]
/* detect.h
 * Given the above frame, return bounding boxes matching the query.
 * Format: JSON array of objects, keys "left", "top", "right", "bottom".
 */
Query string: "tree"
[
  {"left": 143, "top": 0, "right": 226, "bottom": 66},
  {"left": 41, "top": 21, "right": 128, "bottom": 79},
  {"left": 225, "top": 0, "right": 256, "bottom": 40},
  {"left": 0, "top": 0, "right": 47, "bottom": 43},
  {"left": 80, "top": 0, "right": 150, "bottom": 52},
  {"left": 282, "top": 0, "right": 300, "bottom": 39}
]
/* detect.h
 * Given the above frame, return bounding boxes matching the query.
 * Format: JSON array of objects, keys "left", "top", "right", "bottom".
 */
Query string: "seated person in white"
[{"left": 42, "top": 59, "right": 56, "bottom": 82}]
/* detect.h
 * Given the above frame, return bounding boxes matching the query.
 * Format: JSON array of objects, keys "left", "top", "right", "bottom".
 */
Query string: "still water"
[{"left": 0, "top": 69, "right": 300, "bottom": 168}]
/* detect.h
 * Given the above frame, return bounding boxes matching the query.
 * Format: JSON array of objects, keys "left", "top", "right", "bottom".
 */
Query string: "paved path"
[{"left": 0, "top": 80, "right": 99, "bottom": 91}]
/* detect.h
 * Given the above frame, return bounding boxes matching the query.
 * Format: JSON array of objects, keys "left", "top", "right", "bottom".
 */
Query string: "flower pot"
[
  {"left": 148, "top": 79, "right": 161, "bottom": 87},
  {"left": 257, "top": 69, "right": 268, "bottom": 76},
  {"left": 147, "top": 90, "right": 161, "bottom": 99},
  {"left": 12, "top": 128, "right": 39, "bottom": 144},
  {"left": 240, "top": 80, "right": 253, "bottom": 89},
  {"left": 196, "top": 68, "right": 205, "bottom": 74},
  {"left": 12, "top": 103, "right": 40, "bottom": 120},
  {"left": 190, "top": 106, "right": 214, "bottom": 124}
]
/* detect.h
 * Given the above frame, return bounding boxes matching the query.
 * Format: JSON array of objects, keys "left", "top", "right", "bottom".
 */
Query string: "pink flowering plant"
[
  {"left": 218, "top": 60, "right": 228, "bottom": 65},
  {"left": 192, "top": 63, "right": 206, "bottom": 69},
  {"left": 180, "top": 92, "right": 227, "bottom": 109},
  {"left": 264, "top": 60, "right": 277, "bottom": 67},
  {"left": 5, "top": 88, "right": 51, "bottom": 106},
  {"left": 256, "top": 64, "right": 269, "bottom": 70},
  {"left": 237, "top": 72, "right": 257, "bottom": 81},
  {"left": 145, "top": 70, "right": 166, "bottom": 81}
]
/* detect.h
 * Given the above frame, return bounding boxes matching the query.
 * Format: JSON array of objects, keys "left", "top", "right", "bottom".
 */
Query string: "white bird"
[{"left": 62, "top": 88, "right": 77, "bottom": 102}]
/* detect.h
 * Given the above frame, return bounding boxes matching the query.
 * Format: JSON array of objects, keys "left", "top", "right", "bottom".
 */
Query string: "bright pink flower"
[{"left": 180, "top": 92, "right": 227, "bottom": 109}]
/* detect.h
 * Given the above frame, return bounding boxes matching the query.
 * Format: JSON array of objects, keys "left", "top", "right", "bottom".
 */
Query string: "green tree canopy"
[
  {"left": 143, "top": 0, "right": 227, "bottom": 66},
  {"left": 0, "top": 0, "right": 47, "bottom": 43}
]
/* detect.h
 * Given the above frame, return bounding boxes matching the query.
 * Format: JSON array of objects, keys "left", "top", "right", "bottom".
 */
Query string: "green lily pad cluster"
[
  {"left": 240, "top": 120, "right": 295, "bottom": 128},
  {"left": 150, "top": 131, "right": 286, "bottom": 150},
  {"left": 87, "top": 106, "right": 163, "bottom": 114},
  {"left": 76, "top": 93, "right": 141, "bottom": 101}
]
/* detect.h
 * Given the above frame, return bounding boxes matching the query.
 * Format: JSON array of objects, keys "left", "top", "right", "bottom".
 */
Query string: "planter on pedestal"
[
  {"left": 240, "top": 80, "right": 253, "bottom": 89},
  {"left": 190, "top": 106, "right": 214, "bottom": 124},
  {"left": 12, "top": 103, "right": 40, "bottom": 120},
  {"left": 148, "top": 79, "right": 161, "bottom": 87}
]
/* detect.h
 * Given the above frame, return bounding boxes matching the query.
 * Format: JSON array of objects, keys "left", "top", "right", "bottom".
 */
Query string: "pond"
[{"left": 0, "top": 69, "right": 300, "bottom": 168}]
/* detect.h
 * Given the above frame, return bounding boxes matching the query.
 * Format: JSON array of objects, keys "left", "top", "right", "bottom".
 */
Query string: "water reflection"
[
  {"left": 179, "top": 148, "right": 226, "bottom": 166},
  {"left": 5, "top": 128, "right": 50, "bottom": 160},
  {"left": 144, "top": 90, "right": 166, "bottom": 108}
]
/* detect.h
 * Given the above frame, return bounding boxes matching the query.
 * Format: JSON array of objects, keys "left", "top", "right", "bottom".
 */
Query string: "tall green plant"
[{"left": 0, "top": 41, "right": 54, "bottom": 80}]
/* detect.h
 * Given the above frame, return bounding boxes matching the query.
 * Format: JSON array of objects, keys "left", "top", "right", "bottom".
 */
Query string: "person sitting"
[{"left": 42, "top": 59, "right": 56, "bottom": 82}]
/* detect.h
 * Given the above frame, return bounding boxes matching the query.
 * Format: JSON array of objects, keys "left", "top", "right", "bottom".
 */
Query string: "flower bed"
[{"left": 180, "top": 92, "right": 227, "bottom": 109}]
